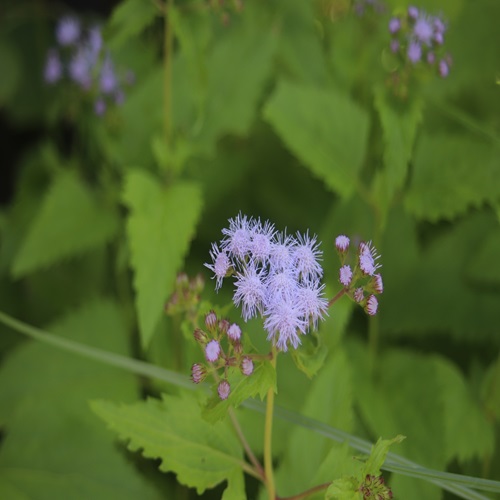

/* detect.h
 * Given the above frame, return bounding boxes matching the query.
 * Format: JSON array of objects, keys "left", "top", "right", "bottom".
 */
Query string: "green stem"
[
  {"left": 264, "top": 347, "right": 278, "bottom": 499},
  {"left": 279, "top": 482, "right": 331, "bottom": 500},
  {"left": 228, "top": 408, "right": 265, "bottom": 481},
  {"left": 328, "top": 287, "right": 346, "bottom": 308},
  {"left": 164, "top": 0, "right": 174, "bottom": 144}
]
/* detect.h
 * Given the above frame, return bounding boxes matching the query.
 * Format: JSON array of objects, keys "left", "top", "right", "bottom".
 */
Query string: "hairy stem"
[
  {"left": 264, "top": 347, "right": 278, "bottom": 499},
  {"left": 328, "top": 287, "right": 346, "bottom": 308},
  {"left": 229, "top": 408, "right": 265, "bottom": 481},
  {"left": 279, "top": 482, "right": 331, "bottom": 500}
]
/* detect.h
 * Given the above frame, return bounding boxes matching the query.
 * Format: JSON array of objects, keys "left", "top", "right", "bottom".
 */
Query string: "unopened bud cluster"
[
  {"left": 388, "top": 6, "right": 452, "bottom": 79},
  {"left": 359, "top": 474, "right": 393, "bottom": 499},
  {"left": 191, "top": 310, "right": 255, "bottom": 400},
  {"left": 335, "top": 235, "right": 383, "bottom": 316},
  {"left": 165, "top": 273, "right": 204, "bottom": 317}
]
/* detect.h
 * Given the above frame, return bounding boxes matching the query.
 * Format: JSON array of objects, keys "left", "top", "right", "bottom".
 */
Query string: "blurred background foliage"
[{"left": 0, "top": 0, "right": 499, "bottom": 498}]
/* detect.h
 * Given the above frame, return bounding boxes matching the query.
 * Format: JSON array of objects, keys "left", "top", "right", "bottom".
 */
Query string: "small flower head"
[
  {"left": 217, "top": 380, "right": 231, "bottom": 400},
  {"left": 414, "top": 16, "right": 434, "bottom": 45},
  {"left": 205, "top": 339, "right": 221, "bottom": 363},
  {"left": 251, "top": 219, "right": 275, "bottom": 262},
  {"left": 56, "top": 16, "right": 81, "bottom": 46},
  {"left": 439, "top": 59, "right": 449, "bottom": 78},
  {"left": 366, "top": 295, "right": 378, "bottom": 316},
  {"left": 339, "top": 264, "right": 353, "bottom": 287},
  {"left": 269, "top": 232, "right": 296, "bottom": 271},
  {"left": 221, "top": 213, "right": 253, "bottom": 260},
  {"left": 191, "top": 363, "right": 207, "bottom": 384},
  {"left": 241, "top": 357, "right": 254, "bottom": 376},
  {"left": 205, "top": 310, "right": 218, "bottom": 333},
  {"left": 335, "top": 234, "right": 350, "bottom": 254},
  {"left": 359, "top": 241, "right": 381, "bottom": 276},
  {"left": 205, "top": 243, "right": 231, "bottom": 290},
  {"left": 296, "top": 281, "right": 328, "bottom": 329},
  {"left": 408, "top": 6, "right": 419, "bottom": 19},
  {"left": 44, "top": 49, "right": 62, "bottom": 84},
  {"left": 227, "top": 323, "right": 242, "bottom": 341},
  {"left": 94, "top": 98, "right": 106, "bottom": 116},
  {"left": 407, "top": 41, "right": 422, "bottom": 63},
  {"left": 388, "top": 17, "right": 401, "bottom": 34},
  {"left": 264, "top": 297, "right": 306, "bottom": 351},
  {"left": 293, "top": 231, "right": 323, "bottom": 282},
  {"left": 233, "top": 262, "right": 267, "bottom": 321}
]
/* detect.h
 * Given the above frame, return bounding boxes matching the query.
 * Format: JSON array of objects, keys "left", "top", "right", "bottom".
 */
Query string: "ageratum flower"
[{"left": 205, "top": 214, "right": 328, "bottom": 351}]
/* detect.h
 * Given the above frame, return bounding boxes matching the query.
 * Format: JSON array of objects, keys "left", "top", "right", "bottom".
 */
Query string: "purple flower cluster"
[
  {"left": 191, "top": 311, "right": 255, "bottom": 400},
  {"left": 205, "top": 214, "right": 328, "bottom": 352},
  {"left": 43, "top": 16, "right": 134, "bottom": 115},
  {"left": 389, "top": 6, "right": 452, "bottom": 78},
  {"left": 335, "top": 235, "right": 383, "bottom": 316}
]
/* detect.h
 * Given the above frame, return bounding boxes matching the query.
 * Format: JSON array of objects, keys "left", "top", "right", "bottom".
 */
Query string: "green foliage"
[
  {"left": 2, "top": 0, "right": 500, "bottom": 498},
  {"left": 405, "top": 134, "right": 500, "bottom": 221},
  {"left": 373, "top": 86, "right": 423, "bottom": 213},
  {"left": 263, "top": 80, "right": 370, "bottom": 198},
  {"left": 122, "top": 170, "right": 203, "bottom": 348},
  {"left": 325, "top": 436, "right": 404, "bottom": 499},
  {"left": 11, "top": 170, "right": 119, "bottom": 278},
  {"left": 0, "top": 300, "right": 160, "bottom": 499},
  {"left": 107, "top": 0, "right": 158, "bottom": 49},
  {"left": 274, "top": 349, "right": 354, "bottom": 497},
  {"left": 91, "top": 391, "right": 245, "bottom": 496}
]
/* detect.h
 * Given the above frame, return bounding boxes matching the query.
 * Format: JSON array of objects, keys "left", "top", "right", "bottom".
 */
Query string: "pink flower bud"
[{"left": 217, "top": 380, "right": 231, "bottom": 400}]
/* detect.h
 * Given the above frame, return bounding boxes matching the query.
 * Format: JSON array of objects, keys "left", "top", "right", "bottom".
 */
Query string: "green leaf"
[
  {"left": 107, "top": 0, "right": 158, "bottom": 49},
  {"left": 373, "top": 86, "right": 422, "bottom": 213},
  {"left": 405, "top": 134, "right": 500, "bottom": 221},
  {"left": 263, "top": 80, "right": 370, "bottom": 198},
  {"left": 122, "top": 170, "right": 203, "bottom": 348},
  {"left": 91, "top": 391, "right": 244, "bottom": 495},
  {"left": 291, "top": 330, "right": 328, "bottom": 379},
  {"left": 465, "top": 229, "right": 500, "bottom": 285},
  {"left": 192, "top": 11, "right": 276, "bottom": 156},
  {"left": 0, "top": 300, "right": 160, "bottom": 500},
  {"left": 381, "top": 209, "right": 500, "bottom": 342},
  {"left": 0, "top": 42, "right": 22, "bottom": 105},
  {"left": 11, "top": 171, "right": 118, "bottom": 278},
  {"left": 363, "top": 435, "right": 405, "bottom": 477},
  {"left": 274, "top": 349, "right": 354, "bottom": 497},
  {"left": 349, "top": 342, "right": 446, "bottom": 500},
  {"left": 325, "top": 478, "right": 361, "bottom": 500},
  {"left": 202, "top": 360, "right": 276, "bottom": 424},
  {"left": 433, "top": 357, "right": 494, "bottom": 463}
]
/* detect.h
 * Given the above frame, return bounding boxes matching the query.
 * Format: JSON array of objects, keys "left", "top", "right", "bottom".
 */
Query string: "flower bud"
[
  {"left": 227, "top": 323, "right": 242, "bottom": 341},
  {"left": 191, "top": 363, "right": 207, "bottom": 384},
  {"left": 217, "top": 380, "right": 231, "bottom": 400},
  {"left": 335, "top": 234, "right": 350, "bottom": 254},
  {"left": 373, "top": 273, "right": 383, "bottom": 294},
  {"left": 339, "top": 264, "right": 353, "bottom": 287},
  {"left": 193, "top": 328, "right": 208, "bottom": 345},
  {"left": 219, "top": 318, "right": 230, "bottom": 335},
  {"left": 205, "top": 310, "right": 218, "bottom": 333},
  {"left": 365, "top": 295, "right": 378, "bottom": 316},
  {"left": 241, "top": 357, "right": 254, "bottom": 376}
]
